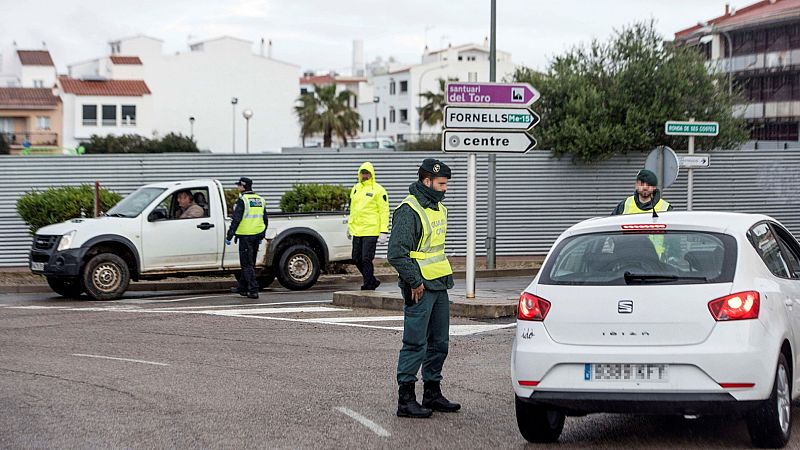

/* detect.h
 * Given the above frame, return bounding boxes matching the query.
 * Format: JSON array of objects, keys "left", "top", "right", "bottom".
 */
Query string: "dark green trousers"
[{"left": 396, "top": 288, "right": 450, "bottom": 384}]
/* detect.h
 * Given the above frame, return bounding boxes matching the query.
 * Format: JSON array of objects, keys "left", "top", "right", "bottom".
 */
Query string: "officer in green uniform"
[
  {"left": 227, "top": 177, "right": 268, "bottom": 299},
  {"left": 612, "top": 169, "right": 673, "bottom": 215},
  {"left": 388, "top": 158, "right": 460, "bottom": 419}
]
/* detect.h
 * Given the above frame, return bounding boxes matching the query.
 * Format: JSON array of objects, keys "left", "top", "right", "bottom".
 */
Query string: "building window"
[
  {"left": 399, "top": 81, "right": 408, "bottom": 93},
  {"left": 36, "top": 116, "right": 50, "bottom": 130},
  {"left": 389, "top": 108, "right": 396, "bottom": 123},
  {"left": 467, "top": 56, "right": 476, "bottom": 61},
  {"left": 360, "top": 120, "right": 364, "bottom": 132},
  {"left": 399, "top": 109, "right": 408, "bottom": 123},
  {"left": 33, "top": 80, "right": 44, "bottom": 88},
  {"left": 300, "top": 87, "right": 309, "bottom": 95},
  {"left": 102, "top": 105, "right": 117, "bottom": 126},
  {"left": 383, "top": 117, "right": 386, "bottom": 130},
  {"left": 121, "top": 105, "right": 136, "bottom": 126},
  {"left": 389, "top": 80, "right": 396, "bottom": 95},
  {"left": 458, "top": 56, "right": 463, "bottom": 61},
  {"left": 368, "top": 119, "right": 371, "bottom": 132},
  {"left": 82, "top": 105, "right": 97, "bottom": 126},
  {"left": 750, "top": 122, "right": 799, "bottom": 141}
]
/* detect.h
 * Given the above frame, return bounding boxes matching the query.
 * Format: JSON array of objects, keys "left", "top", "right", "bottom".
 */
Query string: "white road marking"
[
  {"left": 119, "top": 295, "right": 223, "bottom": 304},
  {"left": 156, "top": 300, "right": 331, "bottom": 310},
  {"left": 6, "top": 305, "right": 68, "bottom": 309},
  {"left": 303, "top": 316, "right": 404, "bottom": 323},
  {"left": 449, "top": 323, "right": 516, "bottom": 336},
  {"left": 206, "top": 306, "right": 349, "bottom": 316},
  {"left": 72, "top": 353, "right": 169, "bottom": 366},
  {"left": 334, "top": 407, "right": 391, "bottom": 437}
]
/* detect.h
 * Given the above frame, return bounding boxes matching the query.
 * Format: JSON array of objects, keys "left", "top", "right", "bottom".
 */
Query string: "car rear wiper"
[{"left": 624, "top": 272, "right": 708, "bottom": 284}]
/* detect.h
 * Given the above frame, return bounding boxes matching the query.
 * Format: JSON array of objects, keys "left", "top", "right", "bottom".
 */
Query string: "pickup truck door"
[{"left": 141, "top": 185, "right": 222, "bottom": 270}]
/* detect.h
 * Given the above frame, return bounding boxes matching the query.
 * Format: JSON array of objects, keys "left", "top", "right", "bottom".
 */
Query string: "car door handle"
[{"left": 197, "top": 223, "right": 215, "bottom": 230}]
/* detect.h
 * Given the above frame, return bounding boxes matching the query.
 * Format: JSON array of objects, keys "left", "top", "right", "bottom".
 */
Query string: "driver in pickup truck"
[
  {"left": 175, "top": 190, "right": 204, "bottom": 219},
  {"left": 227, "top": 177, "right": 269, "bottom": 299}
]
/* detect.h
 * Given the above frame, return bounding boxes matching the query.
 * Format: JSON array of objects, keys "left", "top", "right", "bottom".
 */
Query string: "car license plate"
[
  {"left": 584, "top": 363, "right": 668, "bottom": 382},
  {"left": 31, "top": 262, "right": 45, "bottom": 272}
]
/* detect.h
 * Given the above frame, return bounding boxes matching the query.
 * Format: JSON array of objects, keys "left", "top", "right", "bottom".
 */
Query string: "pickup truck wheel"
[
  {"left": 276, "top": 244, "right": 320, "bottom": 291},
  {"left": 82, "top": 253, "right": 130, "bottom": 301},
  {"left": 46, "top": 277, "right": 84, "bottom": 298}
]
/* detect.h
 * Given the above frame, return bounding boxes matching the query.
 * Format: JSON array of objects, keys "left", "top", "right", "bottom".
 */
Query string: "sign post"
[
  {"left": 665, "top": 119, "right": 718, "bottom": 211},
  {"left": 443, "top": 81, "right": 540, "bottom": 298}
]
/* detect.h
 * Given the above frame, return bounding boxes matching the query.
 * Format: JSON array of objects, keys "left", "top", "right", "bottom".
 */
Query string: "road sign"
[
  {"left": 443, "top": 106, "right": 540, "bottom": 130},
  {"left": 679, "top": 154, "right": 710, "bottom": 168},
  {"left": 446, "top": 82, "right": 540, "bottom": 106},
  {"left": 665, "top": 121, "right": 719, "bottom": 136},
  {"left": 442, "top": 130, "right": 536, "bottom": 153},
  {"left": 645, "top": 146, "right": 679, "bottom": 190}
]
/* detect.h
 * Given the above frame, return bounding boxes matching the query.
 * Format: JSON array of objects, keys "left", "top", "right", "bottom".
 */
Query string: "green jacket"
[
  {"left": 612, "top": 189, "right": 674, "bottom": 215},
  {"left": 387, "top": 181, "right": 454, "bottom": 291}
]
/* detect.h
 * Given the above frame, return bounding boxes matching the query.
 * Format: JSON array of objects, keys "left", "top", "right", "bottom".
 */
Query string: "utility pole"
[{"left": 487, "top": 0, "right": 497, "bottom": 270}]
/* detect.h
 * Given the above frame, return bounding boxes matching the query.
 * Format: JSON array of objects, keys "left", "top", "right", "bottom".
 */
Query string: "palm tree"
[
  {"left": 417, "top": 78, "right": 454, "bottom": 129},
  {"left": 294, "top": 84, "right": 360, "bottom": 147}
]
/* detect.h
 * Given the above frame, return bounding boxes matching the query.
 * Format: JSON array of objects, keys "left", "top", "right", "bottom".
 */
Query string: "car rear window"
[{"left": 539, "top": 231, "right": 737, "bottom": 285}]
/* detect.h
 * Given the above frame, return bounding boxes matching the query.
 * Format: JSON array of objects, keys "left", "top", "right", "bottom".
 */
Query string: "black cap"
[
  {"left": 236, "top": 177, "right": 253, "bottom": 190},
  {"left": 636, "top": 169, "right": 658, "bottom": 187},
  {"left": 420, "top": 158, "right": 451, "bottom": 179}
]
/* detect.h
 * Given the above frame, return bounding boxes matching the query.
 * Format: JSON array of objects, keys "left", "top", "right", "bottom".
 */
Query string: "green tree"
[
  {"left": 294, "top": 84, "right": 360, "bottom": 147},
  {"left": 514, "top": 21, "right": 748, "bottom": 163},
  {"left": 417, "top": 78, "right": 450, "bottom": 127}
]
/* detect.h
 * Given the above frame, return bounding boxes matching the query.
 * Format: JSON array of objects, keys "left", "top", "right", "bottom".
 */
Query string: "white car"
[{"left": 512, "top": 212, "right": 800, "bottom": 447}]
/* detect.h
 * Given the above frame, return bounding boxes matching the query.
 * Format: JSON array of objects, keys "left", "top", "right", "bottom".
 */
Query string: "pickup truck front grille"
[{"left": 33, "top": 235, "right": 58, "bottom": 250}]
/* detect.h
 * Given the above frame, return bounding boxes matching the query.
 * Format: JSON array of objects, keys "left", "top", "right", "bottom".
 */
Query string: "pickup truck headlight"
[{"left": 57, "top": 230, "right": 77, "bottom": 251}]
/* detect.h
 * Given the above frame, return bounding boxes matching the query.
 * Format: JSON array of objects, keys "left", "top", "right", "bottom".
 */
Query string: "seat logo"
[{"left": 618, "top": 300, "right": 633, "bottom": 314}]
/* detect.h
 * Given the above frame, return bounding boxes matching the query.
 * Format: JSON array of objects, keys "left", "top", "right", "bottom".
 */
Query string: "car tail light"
[
  {"left": 518, "top": 292, "right": 551, "bottom": 321},
  {"left": 719, "top": 383, "right": 755, "bottom": 389},
  {"left": 708, "top": 291, "right": 760, "bottom": 321},
  {"left": 518, "top": 380, "right": 539, "bottom": 387}
]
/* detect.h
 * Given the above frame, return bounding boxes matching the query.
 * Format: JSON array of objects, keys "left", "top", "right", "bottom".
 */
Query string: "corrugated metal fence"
[{"left": 1, "top": 150, "right": 798, "bottom": 267}]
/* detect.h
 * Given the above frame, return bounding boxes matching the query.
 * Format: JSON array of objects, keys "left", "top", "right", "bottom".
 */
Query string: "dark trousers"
[
  {"left": 352, "top": 235, "right": 378, "bottom": 288},
  {"left": 396, "top": 288, "right": 450, "bottom": 384},
  {"left": 238, "top": 234, "right": 262, "bottom": 293}
]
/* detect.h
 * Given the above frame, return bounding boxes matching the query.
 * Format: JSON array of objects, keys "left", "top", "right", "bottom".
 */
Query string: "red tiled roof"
[
  {"left": 0, "top": 88, "right": 59, "bottom": 108},
  {"left": 59, "top": 76, "right": 151, "bottom": 96},
  {"left": 110, "top": 55, "right": 143, "bottom": 65},
  {"left": 17, "top": 50, "right": 54, "bottom": 66},
  {"left": 676, "top": 0, "right": 800, "bottom": 39}
]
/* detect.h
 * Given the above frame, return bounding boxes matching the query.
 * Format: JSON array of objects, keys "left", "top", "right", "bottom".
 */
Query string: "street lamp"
[
  {"left": 189, "top": 116, "right": 195, "bottom": 140},
  {"left": 372, "top": 96, "right": 379, "bottom": 140},
  {"left": 698, "top": 22, "right": 733, "bottom": 95},
  {"left": 231, "top": 97, "right": 238, "bottom": 153},
  {"left": 242, "top": 109, "right": 253, "bottom": 154},
  {"left": 417, "top": 64, "right": 447, "bottom": 136}
]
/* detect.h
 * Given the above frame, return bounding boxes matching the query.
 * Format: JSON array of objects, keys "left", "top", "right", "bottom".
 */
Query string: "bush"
[
  {"left": 81, "top": 133, "right": 198, "bottom": 154},
  {"left": 279, "top": 184, "right": 349, "bottom": 213},
  {"left": 16, "top": 185, "right": 123, "bottom": 234},
  {"left": 0, "top": 133, "right": 9, "bottom": 155},
  {"left": 224, "top": 188, "right": 240, "bottom": 216},
  {"left": 400, "top": 135, "right": 442, "bottom": 151}
]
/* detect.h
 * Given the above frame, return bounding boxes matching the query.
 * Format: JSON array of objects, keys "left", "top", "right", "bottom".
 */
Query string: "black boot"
[
  {"left": 397, "top": 383, "right": 432, "bottom": 418},
  {"left": 422, "top": 381, "right": 461, "bottom": 412}
]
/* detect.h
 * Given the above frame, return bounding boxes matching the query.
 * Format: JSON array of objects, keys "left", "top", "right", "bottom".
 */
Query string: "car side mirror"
[{"left": 148, "top": 209, "right": 167, "bottom": 222}]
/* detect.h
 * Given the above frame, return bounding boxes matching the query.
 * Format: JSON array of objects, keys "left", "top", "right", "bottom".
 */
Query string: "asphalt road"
[{"left": 1, "top": 277, "right": 799, "bottom": 449}]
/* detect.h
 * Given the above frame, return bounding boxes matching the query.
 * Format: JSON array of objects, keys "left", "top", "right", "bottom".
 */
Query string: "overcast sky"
[{"left": 1, "top": 0, "right": 750, "bottom": 74}]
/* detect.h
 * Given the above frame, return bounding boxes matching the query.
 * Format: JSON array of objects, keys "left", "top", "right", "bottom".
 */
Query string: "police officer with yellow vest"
[
  {"left": 388, "top": 158, "right": 460, "bottom": 419},
  {"left": 227, "top": 177, "right": 268, "bottom": 299},
  {"left": 348, "top": 162, "right": 390, "bottom": 290},
  {"left": 612, "top": 169, "right": 673, "bottom": 215}
]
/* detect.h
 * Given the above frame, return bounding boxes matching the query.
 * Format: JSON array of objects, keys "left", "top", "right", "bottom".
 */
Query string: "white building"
[
  {"left": 69, "top": 35, "right": 301, "bottom": 153},
  {"left": 357, "top": 42, "right": 515, "bottom": 142},
  {"left": 0, "top": 49, "right": 58, "bottom": 88},
  {"left": 58, "top": 75, "right": 153, "bottom": 149}
]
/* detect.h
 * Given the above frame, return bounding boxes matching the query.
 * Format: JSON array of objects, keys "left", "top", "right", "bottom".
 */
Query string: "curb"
[
  {"left": 332, "top": 291, "right": 517, "bottom": 319},
  {"left": 0, "top": 268, "right": 538, "bottom": 295}
]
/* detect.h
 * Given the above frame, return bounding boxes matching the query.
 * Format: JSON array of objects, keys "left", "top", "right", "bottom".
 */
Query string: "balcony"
[
  {"left": 1, "top": 131, "right": 59, "bottom": 148},
  {"left": 710, "top": 50, "right": 800, "bottom": 74}
]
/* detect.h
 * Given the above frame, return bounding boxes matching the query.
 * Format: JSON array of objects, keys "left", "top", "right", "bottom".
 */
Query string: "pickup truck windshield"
[
  {"left": 539, "top": 231, "right": 737, "bottom": 286},
  {"left": 106, "top": 187, "right": 166, "bottom": 218}
]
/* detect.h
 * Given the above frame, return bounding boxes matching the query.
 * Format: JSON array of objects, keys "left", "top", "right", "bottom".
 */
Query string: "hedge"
[
  {"left": 80, "top": 133, "right": 198, "bottom": 154},
  {"left": 17, "top": 185, "right": 122, "bottom": 234},
  {"left": 279, "top": 184, "right": 349, "bottom": 213}
]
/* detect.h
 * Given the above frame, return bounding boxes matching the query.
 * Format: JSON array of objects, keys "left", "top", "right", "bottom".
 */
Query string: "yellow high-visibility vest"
[
  {"left": 398, "top": 194, "right": 453, "bottom": 280},
  {"left": 236, "top": 193, "right": 266, "bottom": 235},
  {"left": 622, "top": 195, "right": 670, "bottom": 258}
]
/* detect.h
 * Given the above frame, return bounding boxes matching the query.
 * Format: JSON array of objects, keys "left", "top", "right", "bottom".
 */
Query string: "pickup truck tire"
[
  {"left": 82, "top": 253, "right": 130, "bottom": 301},
  {"left": 46, "top": 277, "right": 84, "bottom": 298},
  {"left": 276, "top": 244, "right": 320, "bottom": 291}
]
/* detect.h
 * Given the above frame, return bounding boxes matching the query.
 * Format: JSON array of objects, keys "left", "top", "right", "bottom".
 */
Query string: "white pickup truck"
[{"left": 29, "top": 179, "right": 351, "bottom": 300}]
